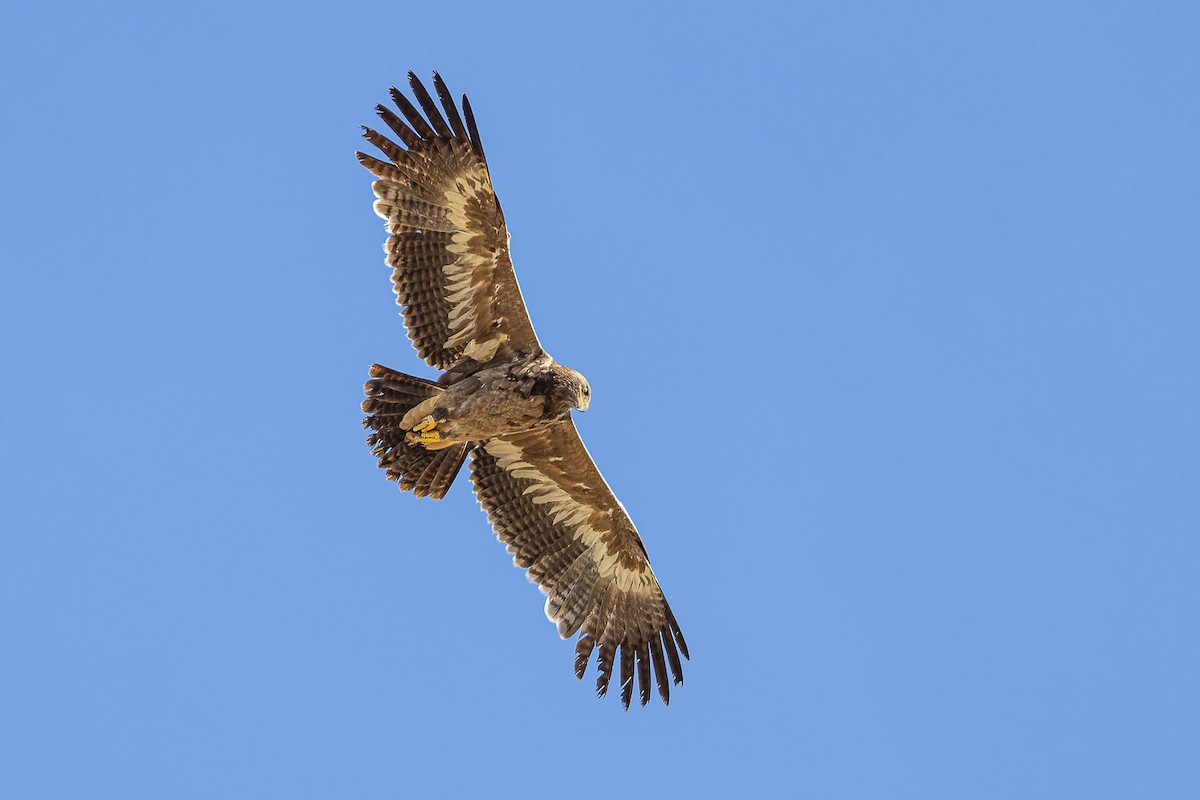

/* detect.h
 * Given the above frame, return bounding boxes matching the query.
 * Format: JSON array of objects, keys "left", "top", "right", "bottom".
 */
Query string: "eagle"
[{"left": 357, "top": 72, "right": 689, "bottom": 708}]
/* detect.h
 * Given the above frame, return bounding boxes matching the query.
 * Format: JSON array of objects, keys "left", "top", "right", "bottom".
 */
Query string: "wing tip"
[{"left": 461, "top": 92, "right": 486, "bottom": 161}]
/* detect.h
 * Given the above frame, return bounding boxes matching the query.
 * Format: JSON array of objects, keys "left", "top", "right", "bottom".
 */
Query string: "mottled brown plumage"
[{"left": 358, "top": 72, "right": 688, "bottom": 708}]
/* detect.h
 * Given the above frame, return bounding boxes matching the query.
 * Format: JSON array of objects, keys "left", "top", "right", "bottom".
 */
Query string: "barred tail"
[{"left": 362, "top": 363, "right": 471, "bottom": 499}]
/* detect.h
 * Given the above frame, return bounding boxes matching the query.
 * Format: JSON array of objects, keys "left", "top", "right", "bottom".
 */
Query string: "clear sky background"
[{"left": 2, "top": 1, "right": 1197, "bottom": 797}]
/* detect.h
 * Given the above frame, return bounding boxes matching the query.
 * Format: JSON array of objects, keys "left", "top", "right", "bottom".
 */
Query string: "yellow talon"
[
  {"left": 413, "top": 416, "right": 438, "bottom": 433},
  {"left": 408, "top": 429, "right": 441, "bottom": 445}
]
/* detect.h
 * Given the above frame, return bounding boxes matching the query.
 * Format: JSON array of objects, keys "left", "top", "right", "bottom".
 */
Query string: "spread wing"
[
  {"left": 356, "top": 72, "right": 542, "bottom": 372},
  {"left": 470, "top": 420, "right": 689, "bottom": 708}
]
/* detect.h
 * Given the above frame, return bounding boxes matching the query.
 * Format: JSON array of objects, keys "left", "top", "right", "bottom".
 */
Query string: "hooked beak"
[{"left": 577, "top": 386, "right": 590, "bottom": 411}]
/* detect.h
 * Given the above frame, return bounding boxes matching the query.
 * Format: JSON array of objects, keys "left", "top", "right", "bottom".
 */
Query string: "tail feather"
[{"left": 362, "top": 363, "right": 471, "bottom": 499}]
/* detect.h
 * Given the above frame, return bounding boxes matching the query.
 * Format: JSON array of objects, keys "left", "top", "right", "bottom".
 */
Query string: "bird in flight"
[{"left": 357, "top": 72, "right": 688, "bottom": 708}]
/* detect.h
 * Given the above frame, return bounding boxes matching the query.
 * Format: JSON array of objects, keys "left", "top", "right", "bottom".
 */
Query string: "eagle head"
[{"left": 548, "top": 365, "right": 591, "bottom": 413}]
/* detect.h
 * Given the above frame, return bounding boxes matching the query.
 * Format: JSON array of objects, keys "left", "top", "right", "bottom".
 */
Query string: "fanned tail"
[{"left": 362, "top": 363, "right": 472, "bottom": 499}]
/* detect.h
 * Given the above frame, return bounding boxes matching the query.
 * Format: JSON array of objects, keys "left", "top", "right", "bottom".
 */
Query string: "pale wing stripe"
[
  {"left": 482, "top": 438, "right": 655, "bottom": 596},
  {"left": 483, "top": 439, "right": 610, "bottom": 560}
]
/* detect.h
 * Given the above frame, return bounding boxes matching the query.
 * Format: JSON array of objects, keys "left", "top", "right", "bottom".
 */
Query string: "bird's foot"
[
  {"left": 407, "top": 429, "right": 442, "bottom": 445},
  {"left": 406, "top": 415, "right": 443, "bottom": 446}
]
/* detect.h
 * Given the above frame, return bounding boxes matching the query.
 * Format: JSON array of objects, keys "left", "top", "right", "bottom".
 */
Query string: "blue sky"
[{"left": 2, "top": 1, "right": 1197, "bottom": 797}]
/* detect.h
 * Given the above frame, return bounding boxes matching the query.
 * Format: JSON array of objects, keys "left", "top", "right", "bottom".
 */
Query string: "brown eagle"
[{"left": 357, "top": 72, "right": 689, "bottom": 708}]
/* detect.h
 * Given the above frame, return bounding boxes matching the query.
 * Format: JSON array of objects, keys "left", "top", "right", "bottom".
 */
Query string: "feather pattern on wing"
[
  {"left": 356, "top": 72, "right": 541, "bottom": 371},
  {"left": 469, "top": 419, "right": 689, "bottom": 707}
]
